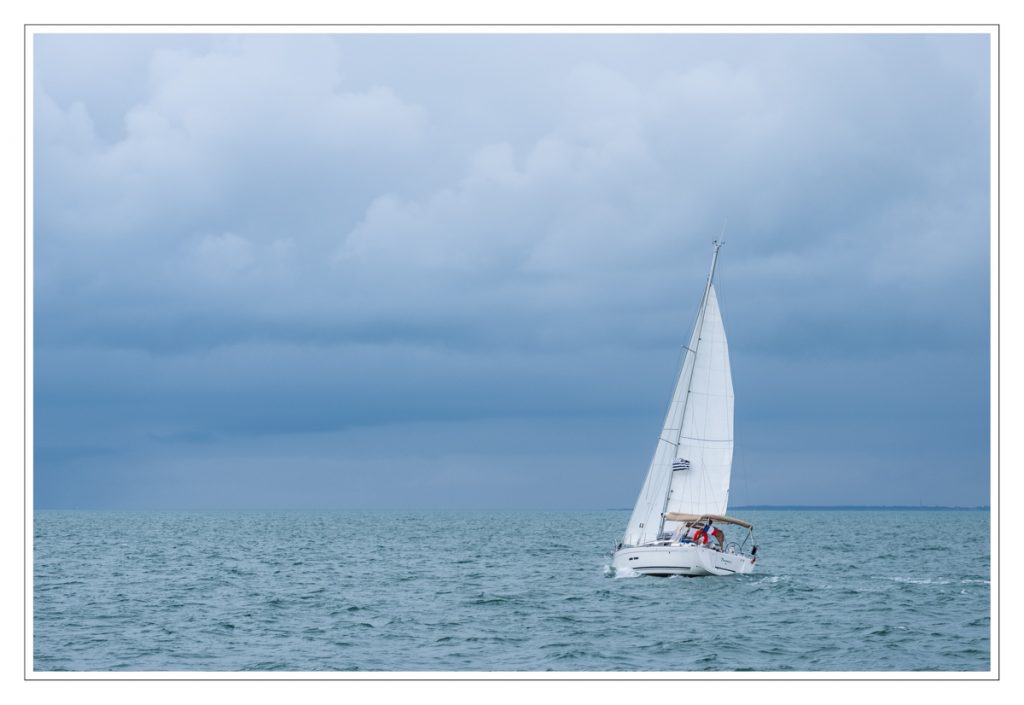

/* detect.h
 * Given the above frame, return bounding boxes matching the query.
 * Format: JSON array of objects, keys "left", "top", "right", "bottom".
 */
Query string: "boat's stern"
[{"left": 694, "top": 544, "right": 756, "bottom": 575}]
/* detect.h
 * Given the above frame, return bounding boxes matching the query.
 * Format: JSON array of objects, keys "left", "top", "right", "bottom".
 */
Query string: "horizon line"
[{"left": 33, "top": 504, "right": 991, "bottom": 512}]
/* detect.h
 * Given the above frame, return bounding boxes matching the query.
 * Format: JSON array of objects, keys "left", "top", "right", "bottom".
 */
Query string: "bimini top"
[{"left": 664, "top": 512, "right": 753, "bottom": 530}]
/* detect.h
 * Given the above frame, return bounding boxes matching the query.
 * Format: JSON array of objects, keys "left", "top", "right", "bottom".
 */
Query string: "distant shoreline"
[
  {"left": 718, "top": 505, "right": 988, "bottom": 511},
  {"left": 605, "top": 505, "right": 990, "bottom": 511}
]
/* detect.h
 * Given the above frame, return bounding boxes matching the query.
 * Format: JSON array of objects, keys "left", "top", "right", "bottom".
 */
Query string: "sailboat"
[{"left": 612, "top": 241, "right": 757, "bottom": 577}]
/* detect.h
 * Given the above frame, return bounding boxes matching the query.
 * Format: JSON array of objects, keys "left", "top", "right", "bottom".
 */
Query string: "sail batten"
[{"left": 622, "top": 259, "right": 734, "bottom": 547}]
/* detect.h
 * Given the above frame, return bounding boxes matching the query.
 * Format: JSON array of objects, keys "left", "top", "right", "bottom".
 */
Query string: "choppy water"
[{"left": 33, "top": 509, "right": 990, "bottom": 672}]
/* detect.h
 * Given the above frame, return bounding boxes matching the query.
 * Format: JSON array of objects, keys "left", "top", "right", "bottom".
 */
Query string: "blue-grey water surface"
[{"left": 34, "top": 510, "right": 990, "bottom": 672}]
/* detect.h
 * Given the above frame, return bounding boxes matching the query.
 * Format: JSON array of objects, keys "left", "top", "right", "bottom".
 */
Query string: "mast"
[
  {"left": 699, "top": 241, "right": 723, "bottom": 330},
  {"left": 656, "top": 240, "right": 723, "bottom": 536}
]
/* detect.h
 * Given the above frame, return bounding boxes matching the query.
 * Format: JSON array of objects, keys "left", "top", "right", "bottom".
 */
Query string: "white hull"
[{"left": 612, "top": 543, "right": 755, "bottom": 577}]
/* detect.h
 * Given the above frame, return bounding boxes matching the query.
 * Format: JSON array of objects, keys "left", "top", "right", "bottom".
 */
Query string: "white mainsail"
[{"left": 622, "top": 258, "right": 734, "bottom": 547}]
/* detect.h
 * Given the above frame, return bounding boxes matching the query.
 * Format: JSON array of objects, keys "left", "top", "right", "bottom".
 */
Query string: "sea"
[{"left": 33, "top": 509, "right": 991, "bottom": 673}]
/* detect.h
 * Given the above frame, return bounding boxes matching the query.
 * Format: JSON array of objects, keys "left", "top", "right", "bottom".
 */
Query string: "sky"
[{"left": 32, "top": 32, "right": 991, "bottom": 510}]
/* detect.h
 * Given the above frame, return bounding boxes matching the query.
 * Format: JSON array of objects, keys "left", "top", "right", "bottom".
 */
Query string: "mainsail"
[{"left": 622, "top": 250, "right": 734, "bottom": 547}]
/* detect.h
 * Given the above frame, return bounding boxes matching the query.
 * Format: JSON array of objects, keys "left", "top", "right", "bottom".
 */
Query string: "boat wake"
[{"left": 604, "top": 564, "right": 640, "bottom": 579}]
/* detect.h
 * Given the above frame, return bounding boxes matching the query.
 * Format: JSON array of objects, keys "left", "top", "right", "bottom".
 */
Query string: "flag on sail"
[{"left": 672, "top": 457, "right": 691, "bottom": 471}]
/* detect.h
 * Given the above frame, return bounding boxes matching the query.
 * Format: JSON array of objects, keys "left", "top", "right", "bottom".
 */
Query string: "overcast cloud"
[{"left": 34, "top": 33, "right": 990, "bottom": 509}]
